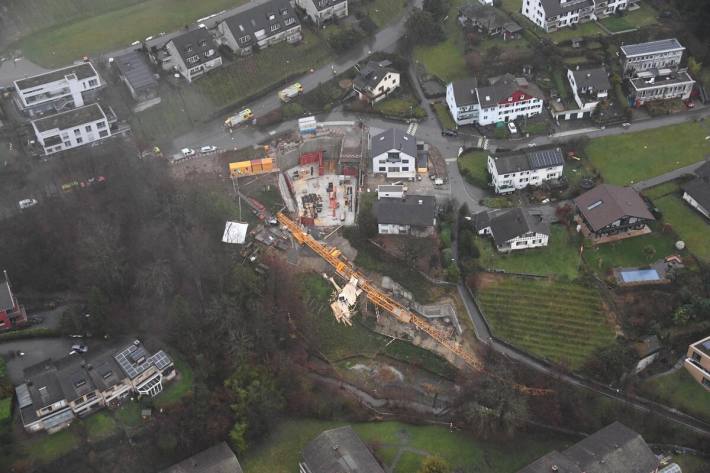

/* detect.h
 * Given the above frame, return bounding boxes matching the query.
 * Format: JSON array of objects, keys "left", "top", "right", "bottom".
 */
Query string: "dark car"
[{"left": 441, "top": 129, "right": 458, "bottom": 137}]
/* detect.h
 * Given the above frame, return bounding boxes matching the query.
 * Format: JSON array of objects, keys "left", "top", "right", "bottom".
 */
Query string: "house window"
[
  {"left": 378, "top": 167, "right": 386, "bottom": 172},
  {"left": 284, "top": 17, "right": 295, "bottom": 26},
  {"left": 97, "top": 121, "right": 106, "bottom": 129},
  {"left": 199, "top": 39, "right": 207, "bottom": 48},
  {"left": 76, "top": 137, "right": 83, "bottom": 144},
  {"left": 64, "top": 141, "right": 71, "bottom": 147},
  {"left": 74, "top": 129, "right": 81, "bottom": 136},
  {"left": 85, "top": 125, "right": 92, "bottom": 132},
  {"left": 99, "top": 130, "right": 109, "bottom": 138},
  {"left": 270, "top": 24, "right": 280, "bottom": 32},
  {"left": 186, "top": 55, "right": 200, "bottom": 65},
  {"left": 88, "top": 79, "right": 98, "bottom": 87},
  {"left": 402, "top": 167, "right": 409, "bottom": 171}
]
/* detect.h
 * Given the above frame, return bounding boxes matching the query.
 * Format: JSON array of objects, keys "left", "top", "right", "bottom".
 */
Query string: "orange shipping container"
[{"left": 229, "top": 161, "right": 252, "bottom": 176}]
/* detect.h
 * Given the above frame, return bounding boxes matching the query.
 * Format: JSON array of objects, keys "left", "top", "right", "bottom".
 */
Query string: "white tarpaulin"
[{"left": 222, "top": 221, "right": 248, "bottom": 244}]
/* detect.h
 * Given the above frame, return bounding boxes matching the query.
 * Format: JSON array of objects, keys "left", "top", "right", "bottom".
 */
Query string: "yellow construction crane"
[{"left": 277, "top": 212, "right": 553, "bottom": 396}]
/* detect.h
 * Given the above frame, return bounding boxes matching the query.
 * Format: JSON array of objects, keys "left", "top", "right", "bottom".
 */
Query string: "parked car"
[
  {"left": 18, "top": 198, "right": 38, "bottom": 209},
  {"left": 181, "top": 148, "right": 196, "bottom": 157},
  {"left": 441, "top": 129, "right": 458, "bottom": 137},
  {"left": 507, "top": 122, "right": 518, "bottom": 134},
  {"left": 225, "top": 108, "right": 254, "bottom": 128},
  {"left": 70, "top": 344, "right": 88, "bottom": 354},
  {"left": 200, "top": 145, "right": 217, "bottom": 153},
  {"left": 278, "top": 83, "right": 304, "bottom": 102},
  {"left": 621, "top": 122, "right": 631, "bottom": 128}
]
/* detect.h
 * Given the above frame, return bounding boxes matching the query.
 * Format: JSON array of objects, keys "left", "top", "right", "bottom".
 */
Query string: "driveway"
[
  {"left": 1, "top": 337, "right": 74, "bottom": 383},
  {"left": 0, "top": 57, "right": 47, "bottom": 87}
]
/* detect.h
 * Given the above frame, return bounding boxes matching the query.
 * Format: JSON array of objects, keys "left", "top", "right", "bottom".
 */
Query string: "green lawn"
[
  {"left": 458, "top": 150, "right": 489, "bottom": 188},
  {"left": 655, "top": 195, "right": 710, "bottom": 262},
  {"left": 599, "top": 3, "right": 658, "bottom": 33},
  {"left": 114, "top": 401, "right": 143, "bottom": 429},
  {"left": 23, "top": 429, "right": 80, "bottom": 464},
  {"left": 476, "top": 225, "right": 582, "bottom": 279},
  {"left": 641, "top": 369, "right": 710, "bottom": 422},
  {"left": 374, "top": 98, "right": 427, "bottom": 119},
  {"left": 475, "top": 276, "right": 615, "bottom": 369},
  {"left": 85, "top": 411, "right": 119, "bottom": 443},
  {"left": 583, "top": 228, "right": 678, "bottom": 275},
  {"left": 414, "top": 36, "right": 469, "bottom": 83},
  {"left": 242, "top": 418, "right": 570, "bottom": 473},
  {"left": 642, "top": 180, "right": 682, "bottom": 200},
  {"left": 433, "top": 103, "right": 457, "bottom": 130},
  {"left": 585, "top": 122, "right": 710, "bottom": 186},
  {"left": 13, "top": 0, "right": 248, "bottom": 67},
  {"left": 358, "top": 0, "right": 407, "bottom": 28},
  {"left": 0, "top": 397, "right": 11, "bottom": 423},
  {"left": 154, "top": 357, "right": 194, "bottom": 408}
]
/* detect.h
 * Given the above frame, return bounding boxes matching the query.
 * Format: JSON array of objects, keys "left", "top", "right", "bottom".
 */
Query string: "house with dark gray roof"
[
  {"left": 163, "top": 27, "right": 222, "bottom": 83},
  {"left": 574, "top": 184, "right": 655, "bottom": 241},
  {"left": 445, "top": 77, "right": 479, "bottom": 125},
  {"left": 353, "top": 60, "right": 400, "bottom": 104},
  {"left": 371, "top": 128, "right": 417, "bottom": 179},
  {"left": 13, "top": 62, "right": 101, "bottom": 117},
  {"left": 160, "top": 442, "right": 243, "bottom": 473},
  {"left": 15, "top": 340, "right": 175, "bottom": 434},
  {"left": 373, "top": 195, "right": 437, "bottom": 236},
  {"left": 521, "top": 0, "right": 632, "bottom": 32},
  {"left": 30, "top": 103, "right": 111, "bottom": 156},
  {"left": 295, "top": 0, "right": 348, "bottom": 26},
  {"left": 217, "top": 0, "right": 302, "bottom": 56},
  {"left": 487, "top": 147, "right": 564, "bottom": 194},
  {"left": 458, "top": 3, "right": 522, "bottom": 40},
  {"left": 0, "top": 270, "right": 27, "bottom": 331},
  {"left": 568, "top": 66, "right": 610, "bottom": 108},
  {"left": 474, "top": 207, "right": 549, "bottom": 251},
  {"left": 682, "top": 161, "right": 710, "bottom": 220},
  {"left": 300, "top": 426, "right": 386, "bottom": 473},
  {"left": 518, "top": 422, "right": 659, "bottom": 473},
  {"left": 113, "top": 50, "right": 159, "bottom": 106}
]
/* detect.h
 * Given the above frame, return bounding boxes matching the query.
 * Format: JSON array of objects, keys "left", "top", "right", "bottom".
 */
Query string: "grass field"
[
  {"left": 654, "top": 195, "right": 710, "bottom": 262},
  {"left": 13, "top": 0, "right": 247, "bottom": 67},
  {"left": 641, "top": 369, "right": 710, "bottom": 422},
  {"left": 585, "top": 122, "right": 710, "bottom": 186},
  {"left": 642, "top": 180, "right": 682, "bottom": 200},
  {"left": 599, "top": 3, "right": 658, "bottom": 33},
  {"left": 475, "top": 276, "right": 615, "bottom": 368},
  {"left": 85, "top": 411, "right": 119, "bottom": 443},
  {"left": 242, "top": 418, "right": 569, "bottom": 473},
  {"left": 583, "top": 228, "right": 678, "bottom": 275},
  {"left": 458, "top": 150, "right": 489, "bottom": 188},
  {"left": 433, "top": 103, "right": 457, "bottom": 130},
  {"left": 358, "top": 0, "right": 407, "bottom": 28},
  {"left": 154, "top": 357, "right": 194, "bottom": 408},
  {"left": 477, "top": 225, "right": 582, "bottom": 279},
  {"left": 23, "top": 428, "right": 80, "bottom": 464},
  {"left": 114, "top": 401, "right": 143, "bottom": 429}
]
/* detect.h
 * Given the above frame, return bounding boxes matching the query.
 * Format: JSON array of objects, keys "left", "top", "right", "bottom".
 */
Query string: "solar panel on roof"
[
  {"left": 622, "top": 39, "right": 683, "bottom": 57},
  {"left": 527, "top": 149, "right": 563, "bottom": 169}
]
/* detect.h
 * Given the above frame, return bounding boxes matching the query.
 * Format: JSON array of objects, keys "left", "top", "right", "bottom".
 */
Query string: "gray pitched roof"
[
  {"left": 683, "top": 176, "right": 710, "bottom": 213},
  {"left": 371, "top": 128, "right": 417, "bottom": 158},
  {"left": 477, "top": 74, "right": 543, "bottom": 108},
  {"left": 518, "top": 422, "right": 658, "bottom": 473},
  {"left": 31, "top": 103, "right": 106, "bottom": 133},
  {"left": 574, "top": 184, "right": 655, "bottom": 232},
  {"left": 168, "top": 27, "right": 220, "bottom": 67},
  {"left": 459, "top": 3, "right": 511, "bottom": 30},
  {"left": 620, "top": 38, "right": 684, "bottom": 58},
  {"left": 160, "top": 442, "right": 243, "bottom": 473},
  {"left": 302, "top": 426, "right": 386, "bottom": 473},
  {"left": 374, "top": 195, "right": 436, "bottom": 227},
  {"left": 312, "top": 0, "right": 348, "bottom": 11},
  {"left": 222, "top": 0, "right": 299, "bottom": 48},
  {"left": 571, "top": 67, "right": 610, "bottom": 91},
  {"left": 539, "top": 0, "right": 594, "bottom": 18},
  {"left": 450, "top": 77, "right": 479, "bottom": 106},
  {"left": 353, "top": 60, "right": 397, "bottom": 92},
  {"left": 490, "top": 147, "right": 564, "bottom": 175},
  {"left": 487, "top": 208, "right": 549, "bottom": 246},
  {"left": 15, "top": 62, "right": 98, "bottom": 91},
  {"left": 114, "top": 50, "right": 157, "bottom": 92}
]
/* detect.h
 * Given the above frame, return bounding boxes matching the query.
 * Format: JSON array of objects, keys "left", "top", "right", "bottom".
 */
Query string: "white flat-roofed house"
[
  {"left": 353, "top": 60, "right": 400, "bottom": 104},
  {"left": 217, "top": 0, "right": 302, "bottom": 56},
  {"left": 31, "top": 103, "right": 111, "bottom": 156},
  {"left": 521, "top": 0, "right": 596, "bottom": 32},
  {"left": 371, "top": 128, "right": 417, "bottom": 179},
  {"left": 296, "top": 0, "right": 348, "bottom": 25},
  {"left": 629, "top": 69, "right": 695, "bottom": 106},
  {"left": 474, "top": 207, "right": 550, "bottom": 252},
  {"left": 446, "top": 78, "right": 479, "bottom": 126},
  {"left": 13, "top": 62, "right": 101, "bottom": 117},
  {"left": 487, "top": 147, "right": 564, "bottom": 194},
  {"left": 620, "top": 38, "right": 685, "bottom": 77},
  {"left": 163, "top": 27, "right": 222, "bottom": 83}
]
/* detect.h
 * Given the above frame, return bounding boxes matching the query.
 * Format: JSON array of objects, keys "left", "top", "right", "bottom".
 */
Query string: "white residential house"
[
  {"left": 552, "top": 66, "right": 611, "bottom": 120},
  {"left": 13, "top": 62, "right": 101, "bottom": 117},
  {"left": 620, "top": 38, "right": 685, "bottom": 77},
  {"left": 681, "top": 162, "right": 710, "bottom": 219},
  {"left": 521, "top": 0, "right": 635, "bottom": 32},
  {"left": 628, "top": 69, "right": 695, "bottom": 106},
  {"left": 217, "top": 0, "right": 302, "bottom": 56},
  {"left": 162, "top": 27, "right": 222, "bottom": 82},
  {"left": 473, "top": 207, "right": 550, "bottom": 252},
  {"left": 353, "top": 60, "right": 400, "bottom": 104},
  {"left": 296, "top": 0, "right": 348, "bottom": 25},
  {"left": 373, "top": 195, "right": 436, "bottom": 236},
  {"left": 371, "top": 128, "right": 417, "bottom": 179},
  {"left": 446, "top": 74, "right": 544, "bottom": 126},
  {"left": 31, "top": 103, "right": 111, "bottom": 156},
  {"left": 487, "top": 147, "right": 564, "bottom": 194}
]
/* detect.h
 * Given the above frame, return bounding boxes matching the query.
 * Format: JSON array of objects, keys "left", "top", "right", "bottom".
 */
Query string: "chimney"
[
  {"left": 551, "top": 466, "right": 559, "bottom": 472},
  {"left": 586, "top": 73, "right": 591, "bottom": 78}
]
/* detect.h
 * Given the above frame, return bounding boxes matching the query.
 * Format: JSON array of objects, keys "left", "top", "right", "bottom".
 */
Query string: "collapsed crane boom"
[{"left": 277, "top": 212, "right": 552, "bottom": 396}]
